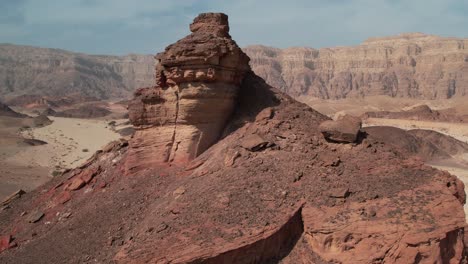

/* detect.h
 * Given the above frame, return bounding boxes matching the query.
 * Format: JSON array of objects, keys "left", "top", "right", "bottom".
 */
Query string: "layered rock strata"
[
  {"left": 127, "top": 13, "right": 250, "bottom": 171},
  {"left": 244, "top": 33, "right": 468, "bottom": 99}
]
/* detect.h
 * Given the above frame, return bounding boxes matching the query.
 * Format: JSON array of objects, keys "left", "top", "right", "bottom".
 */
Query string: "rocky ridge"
[
  {"left": 0, "top": 44, "right": 154, "bottom": 100},
  {"left": 364, "top": 126, "right": 468, "bottom": 162},
  {"left": 363, "top": 104, "right": 468, "bottom": 122},
  {"left": 244, "top": 33, "right": 468, "bottom": 99},
  {"left": 0, "top": 13, "right": 466, "bottom": 264},
  {"left": 0, "top": 101, "right": 26, "bottom": 118},
  {"left": 52, "top": 105, "right": 111, "bottom": 119}
]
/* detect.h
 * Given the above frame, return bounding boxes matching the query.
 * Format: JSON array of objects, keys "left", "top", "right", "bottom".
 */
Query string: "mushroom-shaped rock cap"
[
  {"left": 154, "top": 12, "right": 250, "bottom": 87},
  {"left": 190, "top": 13, "right": 230, "bottom": 37}
]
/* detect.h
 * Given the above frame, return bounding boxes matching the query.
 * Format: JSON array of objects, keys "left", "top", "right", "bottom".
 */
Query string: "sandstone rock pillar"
[{"left": 126, "top": 13, "right": 250, "bottom": 172}]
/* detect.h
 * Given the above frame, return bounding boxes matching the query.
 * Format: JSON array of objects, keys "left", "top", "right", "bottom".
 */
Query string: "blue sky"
[{"left": 1, "top": 0, "right": 468, "bottom": 55}]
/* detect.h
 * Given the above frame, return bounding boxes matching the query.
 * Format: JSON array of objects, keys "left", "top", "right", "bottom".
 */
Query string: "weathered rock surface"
[
  {"left": 126, "top": 13, "right": 250, "bottom": 172},
  {"left": 244, "top": 33, "right": 468, "bottom": 99},
  {"left": 0, "top": 13, "right": 466, "bottom": 264},
  {"left": 0, "top": 44, "right": 154, "bottom": 100},
  {"left": 319, "top": 115, "right": 362, "bottom": 143}
]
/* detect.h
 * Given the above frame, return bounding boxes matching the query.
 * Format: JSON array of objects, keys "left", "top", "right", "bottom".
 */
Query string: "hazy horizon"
[{"left": 1, "top": 0, "right": 468, "bottom": 55}]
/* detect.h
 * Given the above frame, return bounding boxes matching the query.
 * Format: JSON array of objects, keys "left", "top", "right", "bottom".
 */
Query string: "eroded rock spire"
[{"left": 127, "top": 13, "right": 250, "bottom": 172}]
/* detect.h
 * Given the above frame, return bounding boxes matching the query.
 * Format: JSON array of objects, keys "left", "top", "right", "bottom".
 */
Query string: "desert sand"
[
  {"left": 17, "top": 116, "right": 120, "bottom": 170},
  {"left": 0, "top": 116, "right": 120, "bottom": 201},
  {"left": 0, "top": 116, "right": 50, "bottom": 201}
]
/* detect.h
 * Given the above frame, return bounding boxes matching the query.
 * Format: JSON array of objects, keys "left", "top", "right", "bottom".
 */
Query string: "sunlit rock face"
[
  {"left": 245, "top": 33, "right": 468, "bottom": 99},
  {"left": 127, "top": 13, "right": 250, "bottom": 172}
]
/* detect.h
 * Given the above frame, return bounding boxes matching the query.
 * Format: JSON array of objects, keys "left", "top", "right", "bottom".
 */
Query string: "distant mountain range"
[
  {"left": 0, "top": 44, "right": 154, "bottom": 100},
  {"left": 1, "top": 33, "right": 468, "bottom": 101}
]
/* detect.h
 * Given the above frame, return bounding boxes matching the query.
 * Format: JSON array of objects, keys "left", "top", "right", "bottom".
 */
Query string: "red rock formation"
[
  {"left": 127, "top": 13, "right": 250, "bottom": 172},
  {"left": 0, "top": 13, "right": 466, "bottom": 264}
]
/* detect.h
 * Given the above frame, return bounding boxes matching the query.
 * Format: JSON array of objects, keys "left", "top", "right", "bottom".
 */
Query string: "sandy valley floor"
[
  {"left": 18, "top": 116, "right": 121, "bottom": 171},
  {"left": 0, "top": 116, "right": 120, "bottom": 201}
]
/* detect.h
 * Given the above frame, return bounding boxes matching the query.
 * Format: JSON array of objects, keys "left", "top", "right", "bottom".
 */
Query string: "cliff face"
[
  {"left": 2, "top": 32, "right": 467, "bottom": 101},
  {"left": 244, "top": 33, "right": 468, "bottom": 99},
  {"left": 0, "top": 44, "right": 154, "bottom": 100}
]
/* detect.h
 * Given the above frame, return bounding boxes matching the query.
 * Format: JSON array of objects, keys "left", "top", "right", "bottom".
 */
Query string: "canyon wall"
[
  {"left": 0, "top": 44, "right": 154, "bottom": 100},
  {"left": 2, "top": 33, "right": 467, "bottom": 101},
  {"left": 244, "top": 33, "right": 468, "bottom": 99}
]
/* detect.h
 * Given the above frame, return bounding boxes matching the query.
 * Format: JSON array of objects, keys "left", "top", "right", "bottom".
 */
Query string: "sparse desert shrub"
[{"left": 82, "top": 148, "right": 89, "bottom": 152}]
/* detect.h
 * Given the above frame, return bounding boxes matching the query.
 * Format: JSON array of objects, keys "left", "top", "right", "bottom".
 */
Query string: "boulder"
[
  {"left": 28, "top": 211, "right": 44, "bottom": 223},
  {"left": 240, "top": 134, "right": 269, "bottom": 151},
  {"left": 319, "top": 115, "right": 362, "bottom": 143}
]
